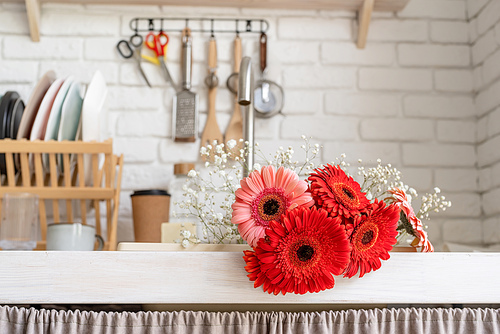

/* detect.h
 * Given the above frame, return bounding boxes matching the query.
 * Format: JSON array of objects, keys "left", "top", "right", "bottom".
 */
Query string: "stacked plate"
[
  {"left": 0, "top": 91, "right": 26, "bottom": 174},
  {"left": 0, "top": 70, "right": 108, "bottom": 182}
]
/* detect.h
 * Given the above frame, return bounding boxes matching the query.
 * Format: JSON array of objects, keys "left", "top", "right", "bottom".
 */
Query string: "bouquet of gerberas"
[{"left": 175, "top": 137, "right": 451, "bottom": 295}]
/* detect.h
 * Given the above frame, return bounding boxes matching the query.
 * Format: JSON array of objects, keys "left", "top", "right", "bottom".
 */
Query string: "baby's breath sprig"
[
  {"left": 358, "top": 158, "right": 405, "bottom": 200},
  {"left": 175, "top": 228, "right": 201, "bottom": 248},
  {"left": 417, "top": 187, "right": 452, "bottom": 220},
  {"left": 175, "top": 136, "right": 321, "bottom": 245}
]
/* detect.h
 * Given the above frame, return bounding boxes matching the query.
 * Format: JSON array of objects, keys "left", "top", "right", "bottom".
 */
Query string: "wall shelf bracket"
[
  {"left": 357, "top": 0, "right": 375, "bottom": 49},
  {"left": 25, "top": 0, "right": 41, "bottom": 42}
]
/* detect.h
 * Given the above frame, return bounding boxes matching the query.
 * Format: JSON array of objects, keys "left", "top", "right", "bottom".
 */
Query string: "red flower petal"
[
  {"left": 344, "top": 199, "right": 399, "bottom": 278},
  {"left": 242, "top": 207, "right": 351, "bottom": 295},
  {"left": 308, "top": 164, "right": 370, "bottom": 219}
]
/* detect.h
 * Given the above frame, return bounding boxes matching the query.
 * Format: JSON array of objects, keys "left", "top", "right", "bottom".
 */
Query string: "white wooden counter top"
[{"left": 0, "top": 246, "right": 499, "bottom": 307}]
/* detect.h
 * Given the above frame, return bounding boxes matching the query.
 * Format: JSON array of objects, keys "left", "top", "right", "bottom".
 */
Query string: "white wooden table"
[{"left": 0, "top": 248, "right": 499, "bottom": 309}]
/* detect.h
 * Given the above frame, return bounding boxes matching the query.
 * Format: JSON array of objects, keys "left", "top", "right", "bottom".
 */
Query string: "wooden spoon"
[
  {"left": 224, "top": 35, "right": 243, "bottom": 155},
  {"left": 200, "top": 36, "right": 223, "bottom": 161}
]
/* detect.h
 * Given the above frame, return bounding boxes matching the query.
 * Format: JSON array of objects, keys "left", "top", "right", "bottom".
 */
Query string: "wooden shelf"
[
  {"left": 4, "top": 0, "right": 411, "bottom": 48},
  {"left": 0, "top": 250, "right": 498, "bottom": 307}
]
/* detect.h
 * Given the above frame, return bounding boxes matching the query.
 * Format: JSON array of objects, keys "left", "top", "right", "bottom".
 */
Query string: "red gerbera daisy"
[
  {"left": 344, "top": 199, "right": 399, "bottom": 278},
  {"left": 243, "top": 207, "right": 351, "bottom": 295},
  {"left": 389, "top": 188, "right": 434, "bottom": 253},
  {"left": 308, "top": 164, "right": 370, "bottom": 219}
]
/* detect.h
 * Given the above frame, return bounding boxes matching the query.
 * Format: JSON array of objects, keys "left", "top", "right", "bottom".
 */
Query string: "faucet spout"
[{"left": 238, "top": 57, "right": 254, "bottom": 178}]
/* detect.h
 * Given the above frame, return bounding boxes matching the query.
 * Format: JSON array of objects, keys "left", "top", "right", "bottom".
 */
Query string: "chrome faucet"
[{"left": 238, "top": 57, "right": 255, "bottom": 178}]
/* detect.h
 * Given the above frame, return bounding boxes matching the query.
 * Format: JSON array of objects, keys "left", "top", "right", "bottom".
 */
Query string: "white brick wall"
[
  {"left": 359, "top": 68, "right": 433, "bottom": 91},
  {"left": 403, "top": 95, "right": 475, "bottom": 118},
  {"left": 365, "top": 20, "right": 428, "bottom": 42},
  {"left": 472, "top": 29, "right": 497, "bottom": 65},
  {"left": 0, "top": 0, "right": 496, "bottom": 248},
  {"left": 430, "top": 21, "right": 470, "bottom": 44},
  {"left": 398, "top": 0, "right": 466, "bottom": 20},
  {"left": 472, "top": 0, "right": 500, "bottom": 245},
  {"left": 360, "top": 118, "right": 434, "bottom": 141},
  {"left": 398, "top": 44, "right": 470, "bottom": 67},
  {"left": 321, "top": 42, "right": 395, "bottom": 66},
  {"left": 434, "top": 69, "right": 474, "bottom": 93}
]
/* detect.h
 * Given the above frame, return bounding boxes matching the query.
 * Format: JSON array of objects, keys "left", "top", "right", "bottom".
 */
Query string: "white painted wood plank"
[
  {"left": 0, "top": 252, "right": 499, "bottom": 305},
  {"left": 3, "top": 0, "right": 411, "bottom": 11}
]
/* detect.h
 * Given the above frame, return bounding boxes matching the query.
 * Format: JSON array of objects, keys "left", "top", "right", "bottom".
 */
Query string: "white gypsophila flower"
[
  {"left": 227, "top": 139, "right": 237, "bottom": 149},
  {"left": 181, "top": 239, "right": 190, "bottom": 248},
  {"left": 181, "top": 230, "right": 192, "bottom": 238},
  {"left": 187, "top": 169, "right": 197, "bottom": 178}
]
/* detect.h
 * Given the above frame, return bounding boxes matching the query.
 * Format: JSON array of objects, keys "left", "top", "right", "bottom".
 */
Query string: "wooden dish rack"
[{"left": 0, "top": 139, "right": 123, "bottom": 251}]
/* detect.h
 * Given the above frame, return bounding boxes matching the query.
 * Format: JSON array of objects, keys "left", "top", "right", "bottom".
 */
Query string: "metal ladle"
[{"left": 253, "top": 32, "right": 284, "bottom": 118}]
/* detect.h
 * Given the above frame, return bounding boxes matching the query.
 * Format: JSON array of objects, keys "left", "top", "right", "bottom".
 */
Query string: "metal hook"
[
  {"left": 246, "top": 20, "right": 252, "bottom": 32},
  {"left": 129, "top": 18, "right": 139, "bottom": 33},
  {"left": 210, "top": 19, "right": 215, "bottom": 37},
  {"left": 235, "top": 19, "right": 239, "bottom": 36},
  {"left": 160, "top": 18, "right": 164, "bottom": 32},
  {"left": 185, "top": 18, "right": 189, "bottom": 28},
  {"left": 148, "top": 19, "right": 154, "bottom": 31},
  {"left": 260, "top": 20, "right": 264, "bottom": 33}
]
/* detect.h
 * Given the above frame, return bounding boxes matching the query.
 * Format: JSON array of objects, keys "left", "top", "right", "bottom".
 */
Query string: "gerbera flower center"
[
  {"left": 297, "top": 245, "right": 315, "bottom": 262},
  {"left": 251, "top": 188, "right": 290, "bottom": 226},
  {"left": 334, "top": 183, "right": 359, "bottom": 208},
  {"left": 281, "top": 236, "right": 322, "bottom": 277},
  {"left": 343, "top": 187, "right": 355, "bottom": 200},
  {"left": 263, "top": 199, "right": 280, "bottom": 216},
  {"left": 361, "top": 230, "right": 374, "bottom": 245},
  {"left": 353, "top": 222, "right": 379, "bottom": 252}
]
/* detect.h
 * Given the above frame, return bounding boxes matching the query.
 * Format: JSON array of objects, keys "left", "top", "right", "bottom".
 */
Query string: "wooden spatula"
[
  {"left": 201, "top": 36, "right": 223, "bottom": 161},
  {"left": 224, "top": 35, "right": 243, "bottom": 155}
]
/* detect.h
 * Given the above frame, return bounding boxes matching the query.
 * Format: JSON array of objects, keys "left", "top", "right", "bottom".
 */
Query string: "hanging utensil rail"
[{"left": 129, "top": 17, "right": 269, "bottom": 35}]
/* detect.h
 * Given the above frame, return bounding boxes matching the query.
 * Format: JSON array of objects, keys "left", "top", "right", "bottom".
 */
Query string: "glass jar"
[{"left": 169, "top": 163, "right": 195, "bottom": 223}]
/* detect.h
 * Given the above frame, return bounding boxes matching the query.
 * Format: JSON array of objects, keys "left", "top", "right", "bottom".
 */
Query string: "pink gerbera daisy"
[
  {"left": 389, "top": 188, "right": 434, "bottom": 253},
  {"left": 231, "top": 166, "right": 314, "bottom": 247}
]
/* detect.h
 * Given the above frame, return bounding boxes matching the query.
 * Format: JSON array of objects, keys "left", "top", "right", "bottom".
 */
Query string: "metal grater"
[{"left": 173, "top": 28, "right": 198, "bottom": 142}]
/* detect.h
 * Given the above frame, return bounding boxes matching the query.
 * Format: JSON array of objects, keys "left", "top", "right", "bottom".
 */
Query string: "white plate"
[
  {"left": 17, "top": 71, "right": 56, "bottom": 140},
  {"left": 82, "top": 71, "right": 107, "bottom": 185},
  {"left": 58, "top": 81, "right": 82, "bottom": 141},
  {"left": 57, "top": 81, "right": 83, "bottom": 173},
  {"left": 43, "top": 76, "right": 74, "bottom": 172},
  {"left": 30, "top": 78, "right": 64, "bottom": 141}
]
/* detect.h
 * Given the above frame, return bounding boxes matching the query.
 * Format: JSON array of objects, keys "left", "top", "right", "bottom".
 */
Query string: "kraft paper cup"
[{"left": 131, "top": 189, "right": 170, "bottom": 243}]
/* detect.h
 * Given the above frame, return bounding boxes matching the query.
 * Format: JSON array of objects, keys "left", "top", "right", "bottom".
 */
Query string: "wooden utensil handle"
[
  {"left": 208, "top": 37, "right": 217, "bottom": 71},
  {"left": 208, "top": 87, "right": 217, "bottom": 119},
  {"left": 259, "top": 32, "right": 267, "bottom": 73},
  {"left": 234, "top": 36, "right": 242, "bottom": 73}
]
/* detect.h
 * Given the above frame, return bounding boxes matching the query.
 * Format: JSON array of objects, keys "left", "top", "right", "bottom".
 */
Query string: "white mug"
[{"left": 46, "top": 223, "right": 104, "bottom": 251}]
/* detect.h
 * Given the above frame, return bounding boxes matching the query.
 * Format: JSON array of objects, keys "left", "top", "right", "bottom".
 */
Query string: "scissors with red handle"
[{"left": 145, "top": 31, "right": 177, "bottom": 89}]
